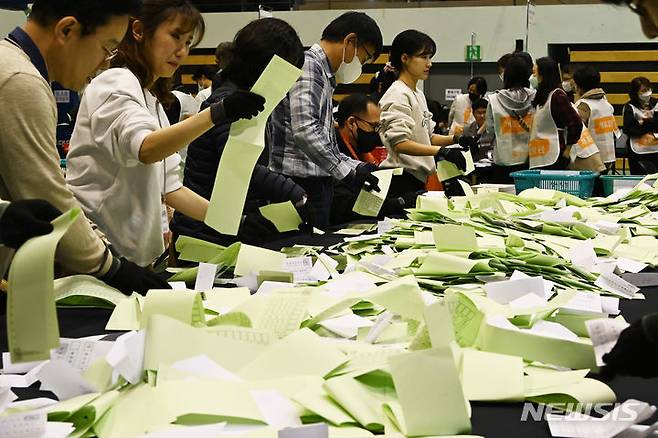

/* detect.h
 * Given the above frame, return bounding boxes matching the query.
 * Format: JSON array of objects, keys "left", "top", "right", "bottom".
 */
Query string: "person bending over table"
[{"left": 66, "top": 0, "right": 265, "bottom": 268}]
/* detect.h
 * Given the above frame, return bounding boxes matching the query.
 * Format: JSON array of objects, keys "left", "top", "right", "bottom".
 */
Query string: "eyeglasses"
[
  {"left": 362, "top": 45, "right": 374, "bottom": 64},
  {"left": 354, "top": 116, "right": 381, "bottom": 133}
]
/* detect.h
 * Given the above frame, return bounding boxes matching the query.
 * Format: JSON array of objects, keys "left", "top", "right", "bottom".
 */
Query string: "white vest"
[
  {"left": 528, "top": 90, "right": 561, "bottom": 169},
  {"left": 575, "top": 97, "right": 616, "bottom": 163},
  {"left": 570, "top": 125, "right": 600, "bottom": 161},
  {"left": 628, "top": 102, "right": 658, "bottom": 154},
  {"left": 451, "top": 94, "right": 476, "bottom": 127},
  {"left": 489, "top": 93, "right": 532, "bottom": 166}
]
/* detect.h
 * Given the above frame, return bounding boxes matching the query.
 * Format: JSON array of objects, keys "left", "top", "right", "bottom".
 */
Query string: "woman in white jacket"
[
  {"left": 379, "top": 30, "right": 475, "bottom": 195},
  {"left": 66, "top": 0, "right": 265, "bottom": 267}
]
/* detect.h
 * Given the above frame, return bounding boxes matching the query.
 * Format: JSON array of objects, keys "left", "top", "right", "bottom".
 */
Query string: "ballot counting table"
[{"left": 1, "top": 226, "right": 658, "bottom": 438}]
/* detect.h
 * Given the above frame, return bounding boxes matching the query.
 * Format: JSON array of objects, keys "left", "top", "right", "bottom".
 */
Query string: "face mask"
[
  {"left": 640, "top": 91, "right": 652, "bottom": 103},
  {"left": 355, "top": 128, "right": 380, "bottom": 153},
  {"left": 529, "top": 75, "right": 539, "bottom": 89},
  {"left": 335, "top": 42, "right": 363, "bottom": 84},
  {"left": 468, "top": 92, "right": 479, "bottom": 103},
  {"left": 562, "top": 81, "right": 573, "bottom": 93}
]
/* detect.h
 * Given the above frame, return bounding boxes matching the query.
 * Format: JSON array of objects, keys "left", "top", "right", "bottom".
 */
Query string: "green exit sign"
[{"left": 466, "top": 45, "right": 482, "bottom": 62}]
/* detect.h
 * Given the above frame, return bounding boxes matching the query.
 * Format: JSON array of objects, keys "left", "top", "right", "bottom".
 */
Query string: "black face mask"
[
  {"left": 469, "top": 92, "right": 479, "bottom": 103},
  {"left": 355, "top": 128, "right": 381, "bottom": 153}
]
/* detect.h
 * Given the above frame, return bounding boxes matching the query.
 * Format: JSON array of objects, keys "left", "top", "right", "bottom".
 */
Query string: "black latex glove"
[
  {"left": 293, "top": 196, "right": 313, "bottom": 232},
  {"left": 100, "top": 257, "right": 171, "bottom": 295},
  {"left": 436, "top": 147, "right": 467, "bottom": 172},
  {"left": 352, "top": 162, "right": 381, "bottom": 192},
  {"left": 0, "top": 199, "right": 62, "bottom": 248},
  {"left": 454, "top": 134, "right": 479, "bottom": 152},
  {"left": 240, "top": 213, "right": 279, "bottom": 241},
  {"left": 601, "top": 318, "right": 658, "bottom": 379},
  {"left": 210, "top": 90, "right": 265, "bottom": 124}
]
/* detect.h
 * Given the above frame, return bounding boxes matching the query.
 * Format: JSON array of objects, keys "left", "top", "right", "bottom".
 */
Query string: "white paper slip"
[
  {"left": 615, "top": 258, "right": 648, "bottom": 274},
  {"left": 594, "top": 221, "right": 621, "bottom": 235},
  {"left": 365, "top": 311, "right": 395, "bottom": 344},
  {"left": 52, "top": 338, "right": 114, "bottom": 374},
  {"left": 560, "top": 292, "right": 603, "bottom": 315},
  {"left": 0, "top": 387, "right": 17, "bottom": 415},
  {"left": 256, "top": 281, "right": 295, "bottom": 296},
  {"left": 168, "top": 281, "right": 187, "bottom": 290},
  {"left": 509, "top": 293, "right": 548, "bottom": 309},
  {"left": 309, "top": 254, "right": 339, "bottom": 282},
  {"left": 541, "top": 209, "right": 577, "bottom": 224},
  {"left": 251, "top": 389, "right": 302, "bottom": 429},
  {"left": 194, "top": 263, "right": 218, "bottom": 291},
  {"left": 377, "top": 219, "right": 395, "bottom": 235},
  {"left": 105, "top": 330, "right": 146, "bottom": 385},
  {"left": 570, "top": 240, "right": 597, "bottom": 272},
  {"left": 585, "top": 318, "right": 630, "bottom": 367},
  {"left": 281, "top": 256, "right": 313, "bottom": 274},
  {"left": 0, "top": 411, "right": 47, "bottom": 438},
  {"left": 510, "top": 270, "right": 554, "bottom": 299},
  {"left": 36, "top": 360, "right": 97, "bottom": 401},
  {"left": 278, "top": 423, "right": 329, "bottom": 438},
  {"left": 318, "top": 314, "right": 374, "bottom": 339},
  {"left": 601, "top": 296, "right": 620, "bottom": 315},
  {"left": 44, "top": 421, "right": 75, "bottom": 438},
  {"left": 529, "top": 321, "right": 580, "bottom": 342},
  {"left": 485, "top": 276, "right": 546, "bottom": 304},
  {"left": 171, "top": 355, "right": 241, "bottom": 382},
  {"left": 595, "top": 272, "right": 640, "bottom": 298},
  {"left": 322, "top": 272, "right": 377, "bottom": 298},
  {"left": 343, "top": 233, "right": 382, "bottom": 243},
  {"left": 2, "top": 352, "right": 46, "bottom": 374}
]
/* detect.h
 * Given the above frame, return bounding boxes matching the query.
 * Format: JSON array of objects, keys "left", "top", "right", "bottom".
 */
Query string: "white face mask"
[
  {"left": 562, "top": 81, "right": 573, "bottom": 93},
  {"left": 335, "top": 42, "right": 363, "bottom": 84},
  {"left": 529, "top": 75, "right": 539, "bottom": 89},
  {"left": 640, "top": 90, "right": 653, "bottom": 103}
]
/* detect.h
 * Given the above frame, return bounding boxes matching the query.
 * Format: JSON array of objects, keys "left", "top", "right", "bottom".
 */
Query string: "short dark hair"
[
  {"left": 533, "top": 56, "right": 562, "bottom": 107},
  {"left": 562, "top": 63, "right": 574, "bottom": 75},
  {"left": 573, "top": 66, "right": 601, "bottom": 92},
  {"left": 468, "top": 76, "right": 488, "bottom": 96},
  {"left": 472, "top": 98, "right": 489, "bottom": 111},
  {"left": 514, "top": 51, "right": 534, "bottom": 77},
  {"left": 629, "top": 76, "right": 652, "bottom": 107},
  {"left": 321, "top": 11, "right": 383, "bottom": 59},
  {"left": 390, "top": 29, "right": 436, "bottom": 71},
  {"left": 30, "top": 0, "right": 141, "bottom": 35},
  {"left": 192, "top": 65, "right": 218, "bottom": 81},
  {"left": 335, "top": 93, "right": 377, "bottom": 127},
  {"left": 215, "top": 41, "right": 233, "bottom": 68},
  {"left": 221, "top": 18, "right": 304, "bottom": 90},
  {"left": 503, "top": 54, "right": 531, "bottom": 89},
  {"left": 497, "top": 53, "right": 513, "bottom": 71}
]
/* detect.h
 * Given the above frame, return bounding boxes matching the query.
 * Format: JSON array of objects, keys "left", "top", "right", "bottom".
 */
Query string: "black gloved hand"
[
  {"left": 352, "top": 162, "right": 381, "bottom": 192},
  {"left": 436, "top": 147, "right": 467, "bottom": 172},
  {"left": 240, "top": 213, "right": 279, "bottom": 242},
  {"left": 100, "top": 256, "right": 171, "bottom": 295},
  {"left": 0, "top": 199, "right": 61, "bottom": 248},
  {"left": 454, "top": 134, "right": 479, "bottom": 152},
  {"left": 601, "top": 317, "right": 658, "bottom": 379},
  {"left": 210, "top": 90, "right": 265, "bottom": 124}
]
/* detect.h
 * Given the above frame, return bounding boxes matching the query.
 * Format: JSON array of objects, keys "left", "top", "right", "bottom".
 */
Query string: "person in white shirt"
[
  {"left": 193, "top": 65, "right": 216, "bottom": 106},
  {"left": 378, "top": 30, "right": 476, "bottom": 195},
  {"left": 448, "top": 76, "right": 488, "bottom": 131},
  {"left": 66, "top": 0, "right": 265, "bottom": 267}
]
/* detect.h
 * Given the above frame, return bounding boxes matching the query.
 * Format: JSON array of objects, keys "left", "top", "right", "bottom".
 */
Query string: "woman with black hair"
[
  {"left": 379, "top": 30, "right": 476, "bottom": 195},
  {"left": 171, "top": 18, "right": 309, "bottom": 247},
  {"left": 448, "top": 76, "right": 488, "bottom": 130},
  {"left": 484, "top": 53, "right": 535, "bottom": 182},
  {"left": 622, "top": 76, "right": 658, "bottom": 174},
  {"left": 528, "top": 57, "right": 585, "bottom": 170}
]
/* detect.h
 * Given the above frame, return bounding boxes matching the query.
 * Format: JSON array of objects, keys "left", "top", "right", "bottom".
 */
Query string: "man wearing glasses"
[
  {"left": 269, "top": 11, "right": 384, "bottom": 229},
  {"left": 0, "top": 0, "right": 170, "bottom": 294}
]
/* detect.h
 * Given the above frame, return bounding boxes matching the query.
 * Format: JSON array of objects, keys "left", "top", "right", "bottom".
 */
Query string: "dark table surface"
[{"left": 1, "top": 228, "right": 658, "bottom": 438}]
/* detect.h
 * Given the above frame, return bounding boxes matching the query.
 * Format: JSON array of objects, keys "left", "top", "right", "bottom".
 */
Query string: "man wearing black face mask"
[{"left": 330, "top": 94, "right": 421, "bottom": 224}]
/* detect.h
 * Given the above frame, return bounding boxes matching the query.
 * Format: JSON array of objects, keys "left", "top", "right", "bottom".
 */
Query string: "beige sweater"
[
  {"left": 0, "top": 41, "right": 112, "bottom": 276},
  {"left": 379, "top": 80, "right": 437, "bottom": 183}
]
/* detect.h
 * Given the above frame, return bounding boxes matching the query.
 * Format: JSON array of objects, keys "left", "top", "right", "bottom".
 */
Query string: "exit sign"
[{"left": 466, "top": 45, "right": 482, "bottom": 62}]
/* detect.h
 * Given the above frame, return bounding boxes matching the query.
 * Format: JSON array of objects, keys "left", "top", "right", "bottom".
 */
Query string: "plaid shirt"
[{"left": 268, "top": 44, "right": 360, "bottom": 179}]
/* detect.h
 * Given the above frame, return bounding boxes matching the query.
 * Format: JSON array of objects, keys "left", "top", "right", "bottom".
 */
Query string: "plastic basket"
[
  {"left": 510, "top": 170, "right": 599, "bottom": 198},
  {"left": 599, "top": 175, "right": 646, "bottom": 196}
]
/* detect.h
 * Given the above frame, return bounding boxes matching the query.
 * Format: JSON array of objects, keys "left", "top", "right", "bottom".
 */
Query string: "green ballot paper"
[
  {"left": 436, "top": 150, "right": 475, "bottom": 182},
  {"left": 8, "top": 208, "right": 80, "bottom": 363},
  {"left": 259, "top": 201, "right": 303, "bottom": 232},
  {"left": 389, "top": 347, "right": 472, "bottom": 436},
  {"left": 353, "top": 168, "right": 403, "bottom": 217},
  {"left": 205, "top": 55, "right": 302, "bottom": 235}
]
